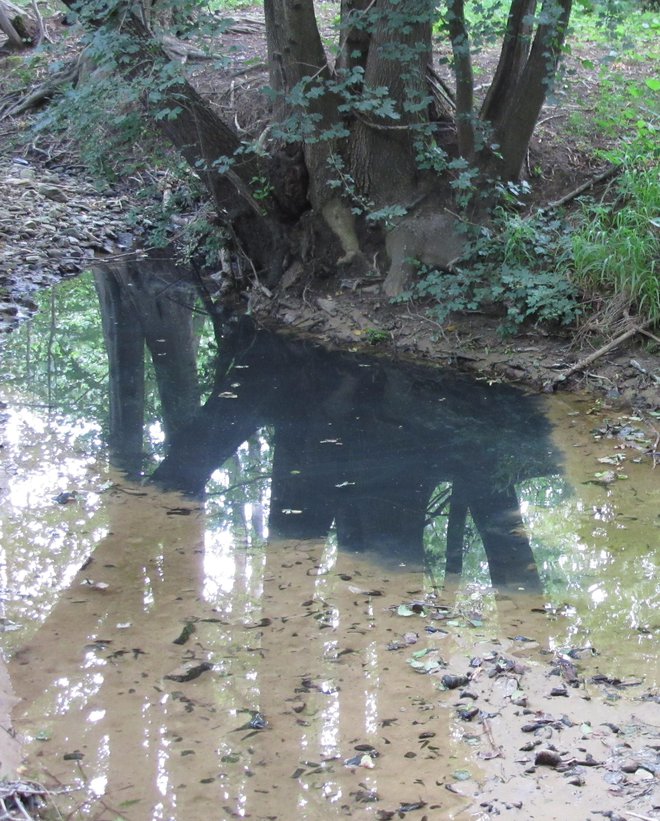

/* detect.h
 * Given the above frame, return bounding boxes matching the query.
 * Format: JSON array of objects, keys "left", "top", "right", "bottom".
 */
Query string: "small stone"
[{"left": 535, "top": 749, "right": 562, "bottom": 767}]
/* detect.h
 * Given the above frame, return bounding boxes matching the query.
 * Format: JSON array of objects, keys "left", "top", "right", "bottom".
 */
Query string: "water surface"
[{"left": 0, "top": 264, "right": 657, "bottom": 819}]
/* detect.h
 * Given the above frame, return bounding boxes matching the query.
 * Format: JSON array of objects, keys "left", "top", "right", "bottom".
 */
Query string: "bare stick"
[
  {"left": 549, "top": 319, "right": 655, "bottom": 386},
  {"left": 547, "top": 164, "right": 620, "bottom": 209},
  {"left": 29, "top": 0, "right": 50, "bottom": 45},
  {"left": 639, "top": 327, "right": 660, "bottom": 344}
]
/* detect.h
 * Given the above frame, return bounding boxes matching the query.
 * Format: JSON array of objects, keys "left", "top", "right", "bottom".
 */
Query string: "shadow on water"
[
  {"left": 95, "top": 256, "right": 560, "bottom": 592},
  {"left": 1, "top": 256, "right": 658, "bottom": 820}
]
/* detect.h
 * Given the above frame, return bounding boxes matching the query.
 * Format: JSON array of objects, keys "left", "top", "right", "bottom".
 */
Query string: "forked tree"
[{"left": 64, "top": 0, "right": 572, "bottom": 294}]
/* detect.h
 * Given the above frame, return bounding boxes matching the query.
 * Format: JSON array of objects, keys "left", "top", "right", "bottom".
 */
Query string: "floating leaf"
[
  {"left": 164, "top": 661, "right": 212, "bottom": 683},
  {"left": 397, "top": 604, "right": 415, "bottom": 617},
  {"left": 597, "top": 454, "right": 625, "bottom": 465},
  {"left": 452, "top": 769, "right": 472, "bottom": 781}
]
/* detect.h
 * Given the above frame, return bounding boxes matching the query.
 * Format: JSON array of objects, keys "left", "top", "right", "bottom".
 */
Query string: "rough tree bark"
[{"left": 63, "top": 0, "right": 574, "bottom": 292}]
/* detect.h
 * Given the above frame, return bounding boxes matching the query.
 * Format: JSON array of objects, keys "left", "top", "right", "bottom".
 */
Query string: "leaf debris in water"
[
  {"left": 164, "top": 661, "right": 212, "bottom": 682},
  {"left": 172, "top": 621, "right": 196, "bottom": 645}
]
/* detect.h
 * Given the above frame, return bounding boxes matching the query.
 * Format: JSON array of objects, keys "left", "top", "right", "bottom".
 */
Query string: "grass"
[{"left": 571, "top": 163, "right": 660, "bottom": 324}]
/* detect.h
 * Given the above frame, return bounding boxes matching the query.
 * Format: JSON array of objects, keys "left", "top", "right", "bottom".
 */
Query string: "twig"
[
  {"left": 537, "top": 112, "right": 567, "bottom": 127},
  {"left": 639, "top": 327, "right": 660, "bottom": 344},
  {"left": 547, "top": 164, "right": 620, "bottom": 209},
  {"left": 480, "top": 716, "right": 504, "bottom": 758},
  {"left": 29, "top": 0, "right": 51, "bottom": 45},
  {"left": 548, "top": 319, "right": 655, "bottom": 386}
]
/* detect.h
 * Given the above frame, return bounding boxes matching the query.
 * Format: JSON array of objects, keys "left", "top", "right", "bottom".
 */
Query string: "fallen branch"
[
  {"left": 547, "top": 164, "right": 620, "bottom": 209},
  {"left": 547, "top": 318, "right": 655, "bottom": 387},
  {"left": 0, "top": 58, "right": 80, "bottom": 119}
]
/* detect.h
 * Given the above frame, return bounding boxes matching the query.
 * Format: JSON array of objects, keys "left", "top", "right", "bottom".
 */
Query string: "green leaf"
[{"left": 645, "top": 78, "right": 660, "bottom": 91}]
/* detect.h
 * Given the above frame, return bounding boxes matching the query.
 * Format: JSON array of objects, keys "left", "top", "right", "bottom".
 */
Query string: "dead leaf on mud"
[{"left": 164, "top": 661, "right": 212, "bottom": 682}]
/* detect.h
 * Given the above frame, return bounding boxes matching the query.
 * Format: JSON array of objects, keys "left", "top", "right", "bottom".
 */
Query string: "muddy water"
[{"left": 0, "top": 269, "right": 658, "bottom": 820}]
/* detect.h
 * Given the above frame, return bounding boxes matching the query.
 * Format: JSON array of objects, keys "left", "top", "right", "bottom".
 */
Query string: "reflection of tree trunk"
[
  {"left": 335, "top": 477, "right": 433, "bottom": 564},
  {"left": 464, "top": 477, "right": 541, "bottom": 591},
  {"left": 445, "top": 482, "right": 468, "bottom": 575},
  {"left": 94, "top": 268, "right": 145, "bottom": 474},
  {"left": 94, "top": 254, "right": 200, "bottom": 473},
  {"left": 269, "top": 424, "right": 335, "bottom": 539}
]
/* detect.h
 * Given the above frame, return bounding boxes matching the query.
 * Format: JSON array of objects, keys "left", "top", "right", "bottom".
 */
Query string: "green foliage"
[
  {"left": 400, "top": 209, "right": 580, "bottom": 334},
  {"left": 363, "top": 328, "right": 390, "bottom": 345},
  {"left": 568, "top": 0, "right": 660, "bottom": 46},
  {"left": 570, "top": 162, "right": 660, "bottom": 323},
  {"left": 2, "top": 277, "right": 110, "bottom": 425}
]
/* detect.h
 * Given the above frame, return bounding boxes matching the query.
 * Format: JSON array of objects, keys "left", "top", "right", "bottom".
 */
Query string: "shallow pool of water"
[{"left": 0, "top": 266, "right": 657, "bottom": 819}]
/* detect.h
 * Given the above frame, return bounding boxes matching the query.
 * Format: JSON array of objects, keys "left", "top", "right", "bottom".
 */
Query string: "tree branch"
[
  {"left": 493, "top": 0, "right": 573, "bottom": 179},
  {"left": 447, "top": 0, "right": 475, "bottom": 160}
]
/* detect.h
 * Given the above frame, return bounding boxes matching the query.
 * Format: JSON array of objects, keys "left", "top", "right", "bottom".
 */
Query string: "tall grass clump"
[{"left": 571, "top": 163, "right": 659, "bottom": 325}]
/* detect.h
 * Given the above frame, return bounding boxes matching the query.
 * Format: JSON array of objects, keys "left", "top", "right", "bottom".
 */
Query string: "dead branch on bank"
[
  {"left": 547, "top": 164, "right": 620, "bottom": 209},
  {"left": 548, "top": 317, "right": 655, "bottom": 388},
  {"left": 0, "top": 779, "right": 51, "bottom": 820},
  {"left": 0, "top": 57, "right": 81, "bottom": 120}
]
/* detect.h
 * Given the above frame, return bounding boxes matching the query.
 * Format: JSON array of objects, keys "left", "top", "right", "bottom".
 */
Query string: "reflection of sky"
[{"left": 0, "top": 402, "right": 109, "bottom": 647}]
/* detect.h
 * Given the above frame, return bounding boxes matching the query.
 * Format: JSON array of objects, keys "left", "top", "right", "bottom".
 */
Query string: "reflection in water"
[
  {"left": 93, "top": 258, "right": 560, "bottom": 590},
  {"left": 1, "top": 262, "right": 658, "bottom": 820}
]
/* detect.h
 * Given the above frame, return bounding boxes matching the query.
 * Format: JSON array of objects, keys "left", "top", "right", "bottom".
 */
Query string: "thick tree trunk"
[
  {"left": 264, "top": 0, "right": 336, "bottom": 207},
  {"left": 480, "top": 0, "right": 537, "bottom": 124},
  {"left": 348, "top": 0, "right": 434, "bottom": 205}
]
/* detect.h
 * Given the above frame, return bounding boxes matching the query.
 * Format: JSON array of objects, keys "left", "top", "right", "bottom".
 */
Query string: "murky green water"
[{"left": 0, "top": 265, "right": 657, "bottom": 819}]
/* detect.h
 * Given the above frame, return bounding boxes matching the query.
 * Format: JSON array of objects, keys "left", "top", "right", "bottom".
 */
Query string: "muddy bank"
[{"left": 250, "top": 283, "right": 659, "bottom": 412}]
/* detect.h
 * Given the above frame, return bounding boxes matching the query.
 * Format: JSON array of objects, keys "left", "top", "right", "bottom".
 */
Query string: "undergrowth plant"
[
  {"left": 399, "top": 209, "right": 580, "bottom": 335},
  {"left": 570, "top": 161, "right": 660, "bottom": 324}
]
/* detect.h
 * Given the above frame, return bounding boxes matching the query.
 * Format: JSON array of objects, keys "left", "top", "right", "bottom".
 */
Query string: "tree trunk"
[
  {"left": 348, "top": 0, "right": 434, "bottom": 205},
  {"left": 490, "top": 0, "right": 572, "bottom": 179},
  {"left": 0, "top": 0, "right": 37, "bottom": 49},
  {"left": 447, "top": 0, "right": 476, "bottom": 161},
  {"left": 480, "top": 0, "right": 537, "bottom": 124}
]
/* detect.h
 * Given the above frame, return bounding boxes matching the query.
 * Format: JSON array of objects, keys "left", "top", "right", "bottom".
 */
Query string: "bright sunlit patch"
[
  {"left": 588, "top": 583, "right": 608, "bottom": 604},
  {"left": 203, "top": 529, "right": 236, "bottom": 600},
  {"left": 88, "top": 775, "right": 107, "bottom": 797}
]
